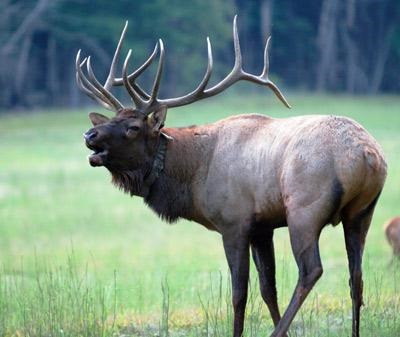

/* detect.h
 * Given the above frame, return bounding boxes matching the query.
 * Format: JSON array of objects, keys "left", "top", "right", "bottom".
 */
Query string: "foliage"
[{"left": 0, "top": 1, "right": 399, "bottom": 110}]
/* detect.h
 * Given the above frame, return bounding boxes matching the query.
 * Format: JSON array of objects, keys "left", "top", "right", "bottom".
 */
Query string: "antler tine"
[
  {"left": 147, "top": 39, "right": 165, "bottom": 108},
  {"left": 114, "top": 43, "right": 158, "bottom": 85},
  {"left": 265, "top": 81, "right": 291, "bottom": 108},
  {"left": 255, "top": 36, "right": 291, "bottom": 108},
  {"left": 122, "top": 49, "right": 146, "bottom": 109},
  {"left": 113, "top": 42, "right": 159, "bottom": 100},
  {"left": 76, "top": 21, "right": 127, "bottom": 113},
  {"left": 104, "top": 20, "right": 128, "bottom": 91},
  {"left": 86, "top": 56, "right": 124, "bottom": 111},
  {"left": 118, "top": 45, "right": 159, "bottom": 100},
  {"left": 153, "top": 37, "right": 213, "bottom": 108},
  {"left": 261, "top": 36, "right": 271, "bottom": 79},
  {"left": 193, "top": 15, "right": 243, "bottom": 96},
  {"left": 87, "top": 20, "right": 156, "bottom": 102},
  {"left": 197, "top": 37, "right": 214, "bottom": 92},
  {"left": 76, "top": 72, "right": 113, "bottom": 111},
  {"left": 232, "top": 15, "right": 243, "bottom": 73},
  {"left": 196, "top": 15, "right": 244, "bottom": 95},
  {"left": 75, "top": 50, "right": 115, "bottom": 111}
]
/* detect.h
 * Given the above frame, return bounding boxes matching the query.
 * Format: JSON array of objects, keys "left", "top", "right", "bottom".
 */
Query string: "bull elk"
[{"left": 76, "top": 17, "right": 387, "bottom": 337}]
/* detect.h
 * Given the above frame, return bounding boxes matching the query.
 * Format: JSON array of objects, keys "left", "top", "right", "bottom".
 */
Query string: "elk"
[
  {"left": 384, "top": 216, "right": 400, "bottom": 259},
  {"left": 76, "top": 17, "right": 387, "bottom": 337}
]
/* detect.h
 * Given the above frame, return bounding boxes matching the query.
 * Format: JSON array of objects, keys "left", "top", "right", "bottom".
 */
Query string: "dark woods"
[{"left": 1, "top": 0, "right": 399, "bottom": 110}]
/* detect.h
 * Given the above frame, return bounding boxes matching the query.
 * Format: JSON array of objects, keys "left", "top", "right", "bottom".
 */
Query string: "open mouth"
[
  {"left": 86, "top": 143, "right": 108, "bottom": 167},
  {"left": 88, "top": 150, "right": 108, "bottom": 167}
]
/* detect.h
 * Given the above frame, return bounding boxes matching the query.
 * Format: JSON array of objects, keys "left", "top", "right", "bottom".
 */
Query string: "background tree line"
[{"left": 1, "top": 0, "right": 399, "bottom": 110}]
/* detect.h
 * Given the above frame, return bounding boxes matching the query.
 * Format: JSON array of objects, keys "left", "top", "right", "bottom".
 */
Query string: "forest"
[{"left": 0, "top": 0, "right": 399, "bottom": 110}]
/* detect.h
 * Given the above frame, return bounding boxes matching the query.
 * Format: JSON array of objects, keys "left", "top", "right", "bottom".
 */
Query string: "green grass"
[{"left": 0, "top": 94, "right": 399, "bottom": 336}]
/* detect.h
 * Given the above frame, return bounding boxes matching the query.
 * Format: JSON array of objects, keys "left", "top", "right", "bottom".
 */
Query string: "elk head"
[{"left": 76, "top": 17, "right": 290, "bottom": 173}]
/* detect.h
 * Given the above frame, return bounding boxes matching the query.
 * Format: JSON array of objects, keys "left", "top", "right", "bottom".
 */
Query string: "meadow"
[{"left": 0, "top": 94, "right": 399, "bottom": 336}]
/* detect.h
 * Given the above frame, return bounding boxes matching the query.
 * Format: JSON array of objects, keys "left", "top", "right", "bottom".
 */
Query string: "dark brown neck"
[
  {"left": 144, "top": 127, "right": 207, "bottom": 223},
  {"left": 112, "top": 126, "right": 212, "bottom": 223}
]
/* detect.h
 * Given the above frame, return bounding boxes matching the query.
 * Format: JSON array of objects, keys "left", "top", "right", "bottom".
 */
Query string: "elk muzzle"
[
  {"left": 84, "top": 129, "right": 98, "bottom": 142},
  {"left": 84, "top": 129, "right": 108, "bottom": 167}
]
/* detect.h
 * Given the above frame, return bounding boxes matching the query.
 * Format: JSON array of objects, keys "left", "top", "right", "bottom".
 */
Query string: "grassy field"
[{"left": 0, "top": 94, "right": 399, "bottom": 336}]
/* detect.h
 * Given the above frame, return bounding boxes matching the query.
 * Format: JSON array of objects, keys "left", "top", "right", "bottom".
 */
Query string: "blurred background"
[
  {"left": 0, "top": 1, "right": 399, "bottom": 336},
  {"left": 1, "top": 0, "right": 399, "bottom": 110}
]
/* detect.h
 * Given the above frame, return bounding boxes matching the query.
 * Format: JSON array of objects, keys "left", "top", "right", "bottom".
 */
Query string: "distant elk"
[
  {"left": 384, "top": 216, "right": 400, "bottom": 259},
  {"left": 76, "top": 17, "right": 387, "bottom": 337}
]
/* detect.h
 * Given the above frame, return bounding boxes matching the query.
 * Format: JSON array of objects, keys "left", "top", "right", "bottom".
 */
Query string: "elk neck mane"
[{"left": 110, "top": 127, "right": 203, "bottom": 223}]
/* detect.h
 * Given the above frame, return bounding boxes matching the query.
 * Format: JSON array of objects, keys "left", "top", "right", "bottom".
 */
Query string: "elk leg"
[
  {"left": 270, "top": 225, "right": 323, "bottom": 337},
  {"left": 222, "top": 234, "right": 250, "bottom": 337},
  {"left": 250, "top": 230, "right": 283, "bottom": 328},
  {"left": 343, "top": 207, "right": 374, "bottom": 337}
]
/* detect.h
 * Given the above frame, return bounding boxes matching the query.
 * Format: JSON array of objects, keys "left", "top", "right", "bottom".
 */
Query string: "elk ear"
[
  {"left": 148, "top": 105, "right": 168, "bottom": 133},
  {"left": 89, "top": 112, "right": 110, "bottom": 126}
]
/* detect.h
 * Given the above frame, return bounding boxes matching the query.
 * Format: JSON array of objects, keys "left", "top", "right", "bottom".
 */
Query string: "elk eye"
[
  {"left": 126, "top": 125, "right": 140, "bottom": 138},
  {"left": 128, "top": 125, "right": 140, "bottom": 132}
]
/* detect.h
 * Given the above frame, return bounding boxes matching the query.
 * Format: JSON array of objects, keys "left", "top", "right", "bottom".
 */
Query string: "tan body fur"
[
  {"left": 162, "top": 114, "right": 386, "bottom": 235},
  {"left": 134, "top": 112, "right": 386, "bottom": 337},
  {"left": 84, "top": 110, "right": 386, "bottom": 337},
  {"left": 384, "top": 216, "right": 400, "bottom": 256}
]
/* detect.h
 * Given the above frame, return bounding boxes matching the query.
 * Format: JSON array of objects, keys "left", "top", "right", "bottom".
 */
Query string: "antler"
[
  {"left": 76, "top": 16, "right": 291, "bottom": 114},
  {"left": 155, "top": 16, "right": 291, "bottom": 109},
  {"left": 75, "top": 21, "right": 158, "bottom": 112},
  {"left": 76, "top": 21, "right": 129, "bottom": 112},
  {"left": 120, "top": 38, "right": 165, "bottom": 112}
]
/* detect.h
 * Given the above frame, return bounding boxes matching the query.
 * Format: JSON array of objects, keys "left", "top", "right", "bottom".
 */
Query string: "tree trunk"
[
  {"left": 316, "top": 0, "right": 339, "bottom": 91},
  {"left": 69, "top": 60, "right": 81, "bottom": 108},
  {"left": 14, "top": 34, "right": 33, "bottom": 107},
  {"left": 260, "top": 0, "right": 273, "bottom": 39},
  {"left": 47, "top": 35, "right": 59, "bottom": 105},
  {"left": 369, "top": 1, "right": 396, "bottom": 94},
  {"left": 1, "top": 0, "right": 50, "bottom": 56}
]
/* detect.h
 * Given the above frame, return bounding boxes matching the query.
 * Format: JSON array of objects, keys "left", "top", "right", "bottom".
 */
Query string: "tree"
[
  {"left": 316, "top": 0, "right": 400, "bottom": 93},
  {"left": 0, "top": 0, "right": 53, "bottom": 107},
  {"left": 0, "top": 0, "right": 399, "bottom": 110}
]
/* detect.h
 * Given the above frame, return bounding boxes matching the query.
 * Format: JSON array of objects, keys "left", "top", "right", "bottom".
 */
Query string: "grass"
[
  {"left": 0, "top": 254, "right": 117, "bottom": 336},
  {"left": 0, "top": 94, "right": 399, "bottom": 336}
]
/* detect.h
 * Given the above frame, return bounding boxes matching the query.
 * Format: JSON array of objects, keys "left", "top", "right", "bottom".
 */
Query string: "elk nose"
[{"left": 84, "top": 129, "right": 98, "bottom": 142}]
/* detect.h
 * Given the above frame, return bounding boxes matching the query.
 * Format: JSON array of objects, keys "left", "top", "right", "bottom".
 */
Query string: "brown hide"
[
  {"left": 78, "top": 17, "right": 388, "bottom": 337},
  {"left": 385, "top": 217, "right": 400, "bottom": 256},
  {"left": 84, "top": 110, "right": 387, "bottom": 337},
  {"left": 136, "top": 114, "right": 386, "bottom": 233}
]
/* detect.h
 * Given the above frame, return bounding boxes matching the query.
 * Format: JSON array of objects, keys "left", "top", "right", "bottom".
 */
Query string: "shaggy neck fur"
[
  {"left": 109, "top": 128, "right": 201, "bottom": 223},
  {"left": 111, "top": 166, "right": 149, "bottom": 197}
]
